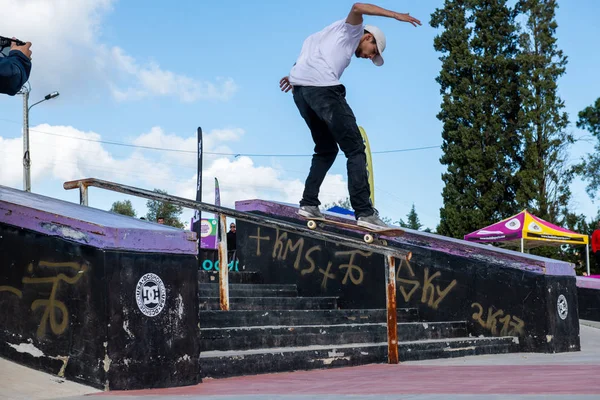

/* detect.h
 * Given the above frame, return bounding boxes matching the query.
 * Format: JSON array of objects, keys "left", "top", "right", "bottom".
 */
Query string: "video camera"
[{"left": 0, "top": 35, "right": 26, "bottom": 57}]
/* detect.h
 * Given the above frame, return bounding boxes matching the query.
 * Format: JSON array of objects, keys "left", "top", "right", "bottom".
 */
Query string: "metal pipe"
[
  {"left": 63, "top": 178, "right": 412, "bottom": 260},
  {"left": 218, "top": 212, "right": 229, "bottom": 311},
  {"left": 78, "top": 182, "right": 88, "bottom": 206},
  {"left": 384, "top": 254, "right": 399, "bottom": 364},
  {"left": 22, "top": 91, "right": 30, "bottom": 192},
  {"left": 586, "top": 244, "right": 590, "bottom": 276}
]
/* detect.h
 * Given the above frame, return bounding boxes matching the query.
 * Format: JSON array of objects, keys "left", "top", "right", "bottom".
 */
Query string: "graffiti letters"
[
  {"left": 471, "top": 302, "right": 525, "bottom": 336},
  {"left": 249, "top": 227, "right": 375, "bottom": 289},
  {"left": 249, "top": 228, "right": 270, "bottom": 256},
  {"left": 0, "top": 260, "right": 88, "bottom": 338},
  {"left": 337, "top": 250, "right": 369, "bottom": 286},
  {"left": 395, "top": 258, "right": 457, "bottom": 310}
]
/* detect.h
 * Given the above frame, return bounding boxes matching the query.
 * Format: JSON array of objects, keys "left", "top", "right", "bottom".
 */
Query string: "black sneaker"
[
  {"left": 298, "top": 205, "right": 324, "bottom": 219},
  {"left": 357, "top": 210, "right": 388, "bottom": 231}
]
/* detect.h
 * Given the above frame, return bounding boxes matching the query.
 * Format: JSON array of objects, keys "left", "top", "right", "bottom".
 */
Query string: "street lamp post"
[{"left": 21, "top": 90, "right": 60, "bottom": 192}]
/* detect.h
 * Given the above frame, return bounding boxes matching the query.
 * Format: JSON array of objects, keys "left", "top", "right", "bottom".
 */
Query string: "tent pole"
[
  {"left": 586, "top": 244, "right": 590, "bottom": 276},
  {"left": 521, "top": 238, "right": 524, "bottom": 253}
]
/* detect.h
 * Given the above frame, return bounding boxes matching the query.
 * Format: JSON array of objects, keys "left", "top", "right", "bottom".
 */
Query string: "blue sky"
[{"left": 0, "top": 0, "right": 599, "bottom": 231}]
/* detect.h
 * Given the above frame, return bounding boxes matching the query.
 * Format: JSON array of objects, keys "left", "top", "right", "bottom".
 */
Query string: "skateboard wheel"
[
  {"left": 364, "top": 234, "right": 374, "bottom": 243},
  {"left": 307, "top": 220, "right": 317, "bottom": 230}
]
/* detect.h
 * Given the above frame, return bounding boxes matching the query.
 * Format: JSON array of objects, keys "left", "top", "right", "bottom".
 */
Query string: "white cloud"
[
  {"left": 1, "top": 0, "right": 236, "bottom": 102},
  {"left": 108, "top": 47, "right": 238, "bottom": 102},
  {"left": 0, "top": 124, "right": 349, "bottom": 222}
]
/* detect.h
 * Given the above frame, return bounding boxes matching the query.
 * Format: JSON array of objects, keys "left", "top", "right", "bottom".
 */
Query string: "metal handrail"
[{"left": 63, "top": 177, "right": 412, "bottom": 364}]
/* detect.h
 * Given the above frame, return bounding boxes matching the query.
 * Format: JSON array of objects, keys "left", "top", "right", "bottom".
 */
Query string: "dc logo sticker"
[
  {"left": 135, "top": 273, "right": 166, "bottom": 317},
  {"left": 557, "top": 294, "right": 568, "bottom": 320}
]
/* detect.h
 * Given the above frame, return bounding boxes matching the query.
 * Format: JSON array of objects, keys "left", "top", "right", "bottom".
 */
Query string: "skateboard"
[{"left": 301, "top": 215, "right": 405, "bottom": 244}]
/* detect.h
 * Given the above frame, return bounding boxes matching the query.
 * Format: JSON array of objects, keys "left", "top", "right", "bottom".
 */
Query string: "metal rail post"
[
  {"left": 218, "top": 212, "right": 229, "bottom": 310},
  {"left": 385, "top": 254, "right": 399, "bottom": 364}
]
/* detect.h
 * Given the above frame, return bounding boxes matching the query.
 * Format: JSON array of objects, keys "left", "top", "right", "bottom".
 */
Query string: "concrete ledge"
[
  {"left": 235, "top": 199, "right": 575, "bottom": 277},
  {"left": 0, "top": 185, "right": 197, "bottom": 254}
]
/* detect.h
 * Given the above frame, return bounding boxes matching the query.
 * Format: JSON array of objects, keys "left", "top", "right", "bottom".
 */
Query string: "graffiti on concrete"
[
  {"left": 248, "top": 227, "right": 411, "bottom": 290},
  {"left": 0, "top": 260, "right": 88, "bottom": 337},
  {"left": 471, "top": 302, "right": 525, "bottom": 336},
  {"left": 395, "top": 257, "right": 457, "bottom": 310}
]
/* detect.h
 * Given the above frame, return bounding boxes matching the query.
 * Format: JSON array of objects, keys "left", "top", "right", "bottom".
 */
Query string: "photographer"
[{"left": 0, "top": 38, "right": 32, "bottom": 96}]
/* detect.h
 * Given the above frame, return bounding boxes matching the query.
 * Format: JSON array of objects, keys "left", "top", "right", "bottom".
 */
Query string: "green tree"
[
  {"left": 397, "top": 204, "right": 423, "bottom": 230},
  {"left": 145, "top": 189, "right": 185, "bottom": 228},
  {"left": 432, "top": 0, "right": 521, "bottom": 238},
  {"left": 574, "top": 97, "right": 600, "bottom": 200},
  {"left": 514, "top": 0, "right": 573, "bottom": 224},
  {"left": 561, "top": 211, "right": 599, "bottom": 275},
  {"left": 109, "top": 200, "right": 136, "bottom": 217},
  {"left": 323, "top": 197, "right": 352, "bottom": 211}
]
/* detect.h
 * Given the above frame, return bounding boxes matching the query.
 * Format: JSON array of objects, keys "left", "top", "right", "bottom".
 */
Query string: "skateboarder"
[{"left": 280, "top": 3, "right": 421, "bottom": 230}]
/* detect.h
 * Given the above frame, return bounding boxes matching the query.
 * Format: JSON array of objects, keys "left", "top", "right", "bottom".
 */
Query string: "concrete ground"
[{"left": 2, "top": 320, "right": 599, "bottom": 400}]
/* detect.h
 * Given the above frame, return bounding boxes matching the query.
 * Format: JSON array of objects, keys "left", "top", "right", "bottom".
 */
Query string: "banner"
[
  {"left": 359, "top": 126, "right": 375, "bottom": 207},
  {"left": 193, "top": 218, "right": 218, "bottom": 249}
]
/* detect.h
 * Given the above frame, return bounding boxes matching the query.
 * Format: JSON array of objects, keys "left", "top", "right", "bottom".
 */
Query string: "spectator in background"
[
  {"left": 593, "top": 221, "right": 600, "bottom": 270},
  {"left": 157, "top": 216, "right": 165, "bottom": 224},
  {"left": 227, "top": 222, "right": 236, "bottom": 262},
  {"left": 0, "top": 39, "right": 32, "bottom": 96},
  {"left": 227, "top": 223, "right": 236, "bottom": 250}
]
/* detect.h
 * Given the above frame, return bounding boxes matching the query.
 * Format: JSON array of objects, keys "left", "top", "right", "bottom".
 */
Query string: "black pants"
[
  {"left": 595, "top": 251, "right": 600, "bottom": 270},
  {"left": 292, "top": 85, "right": 373, "bottom": 218}
]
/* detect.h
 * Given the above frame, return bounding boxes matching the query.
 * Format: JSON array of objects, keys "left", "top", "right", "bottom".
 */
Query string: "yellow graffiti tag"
[
  {"left": 23, "top": 261, "right": 88, "bottom": 338},
  {"left": 471, "top": 302, "right": 525, "bottom": 336}
]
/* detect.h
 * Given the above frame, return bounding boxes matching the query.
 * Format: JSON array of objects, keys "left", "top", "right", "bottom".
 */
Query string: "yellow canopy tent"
[{"left": 464, "top": 210, "right": 590, "bottom": 274}]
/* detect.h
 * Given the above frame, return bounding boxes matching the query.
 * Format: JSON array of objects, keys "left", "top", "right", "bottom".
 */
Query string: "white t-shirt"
[{"left": 289, "top": 19, "right": 364, "bottom": 87}]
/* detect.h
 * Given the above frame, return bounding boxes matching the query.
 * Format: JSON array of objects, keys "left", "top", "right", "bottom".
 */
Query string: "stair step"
[
  {"left": 200, "top": 336, "right": 519, "bottom": 379},
  {"left": 199, "top": 309, "right": 420, "bottom": 328},
  {"left": 200, "top": 321, "right": 468, "bottom": 351},
  {"left": 198, "top": 271, "right": 263, "bottom": 284},
  {"left": 199, "top": 296, "right": 338, "bottom": 311},
  {"left": 199, "top": 283, "right": 298, "bottom": 298}
]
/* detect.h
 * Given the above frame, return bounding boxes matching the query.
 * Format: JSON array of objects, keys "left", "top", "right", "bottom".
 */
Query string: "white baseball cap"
[{"left": 364, "top": 24, "right": 386, "bottom": 66}]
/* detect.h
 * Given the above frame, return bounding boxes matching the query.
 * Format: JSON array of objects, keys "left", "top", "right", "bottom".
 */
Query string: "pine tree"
[
  {"left": 109, "top": 200, "right": 136, "bottom": 217},
  {"left": 397, "top": 204, "right": 423, "bottom": 230},
  {"left": 432, "top": 0, "right": 521, "bottom": 238},
  {"left": 574, "top": 97, "right": 600, "bottom": 200},
  {"left": 514, "top": 0, "right": 573, "bottom": 223}
]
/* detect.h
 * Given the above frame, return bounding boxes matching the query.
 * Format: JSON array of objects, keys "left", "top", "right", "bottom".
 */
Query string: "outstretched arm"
[{"left": 346, "top": 2, "right": 421, "bottom": 27}]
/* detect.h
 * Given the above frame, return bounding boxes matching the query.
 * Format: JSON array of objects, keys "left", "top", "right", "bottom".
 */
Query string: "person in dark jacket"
[{"left": 0, "top": 38, "right": 32, "bottom": 96}]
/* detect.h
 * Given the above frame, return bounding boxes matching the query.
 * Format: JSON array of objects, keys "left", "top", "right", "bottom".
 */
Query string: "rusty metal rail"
[{"left": 63, "top": 177, "right": 411, "bottom": 364}]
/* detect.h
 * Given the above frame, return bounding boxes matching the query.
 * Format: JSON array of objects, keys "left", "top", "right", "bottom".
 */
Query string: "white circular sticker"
[
  {"left": 557, "top": 294, "right": 568, "bottom": 320},
  {"left": 505, "top": 218, "right": 521, "bottom": 230},
  {"left": 528, "top": 222, "right": 542, "bottom": 232},
  {"left": 135, "top": 273, "right": 166, "bottom": 317}
]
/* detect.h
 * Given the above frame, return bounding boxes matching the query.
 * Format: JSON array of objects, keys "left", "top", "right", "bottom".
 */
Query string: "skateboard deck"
[{"left": 301, "top": 215, "right": 405, "bottom": 244}]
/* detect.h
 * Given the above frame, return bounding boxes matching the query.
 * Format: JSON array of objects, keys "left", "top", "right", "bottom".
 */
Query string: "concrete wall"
[
  {"left": 0, "top": 186, "right": 200, "bottom": 390},
  {"left": 235, "top": 200, "right": 580, "bottom": 354},
  {"left": 577, "top": 277, "right": 600, "bottom": 322}
]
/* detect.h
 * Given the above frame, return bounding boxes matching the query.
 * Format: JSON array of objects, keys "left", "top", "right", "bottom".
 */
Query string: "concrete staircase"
[{"left": 197, "top": 271, "right": 519, "bottom": 379}]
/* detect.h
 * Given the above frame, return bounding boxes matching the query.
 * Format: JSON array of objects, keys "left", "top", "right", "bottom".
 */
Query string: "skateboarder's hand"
[
  {"left": 394, "top": 12, "right": 421, "bottom": 27},
  {"left": 279, "top": 76, "right": 293, "bottom": 93}
]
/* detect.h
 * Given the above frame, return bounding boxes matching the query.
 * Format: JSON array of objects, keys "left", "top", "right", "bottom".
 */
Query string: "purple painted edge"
[
  {"left": 1, "top": 200, "right": 197, "bottom": 255},
  {"left": 576, "top": 276, "right": 600, "bottom": 290},
  {"left": 235, "top": 199, "right": 575, "bottom": 277}
]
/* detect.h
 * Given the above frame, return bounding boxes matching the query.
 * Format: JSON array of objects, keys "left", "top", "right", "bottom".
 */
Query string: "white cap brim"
[{"left": 373, "top": 54, "right": 384, "bottom": 66}]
